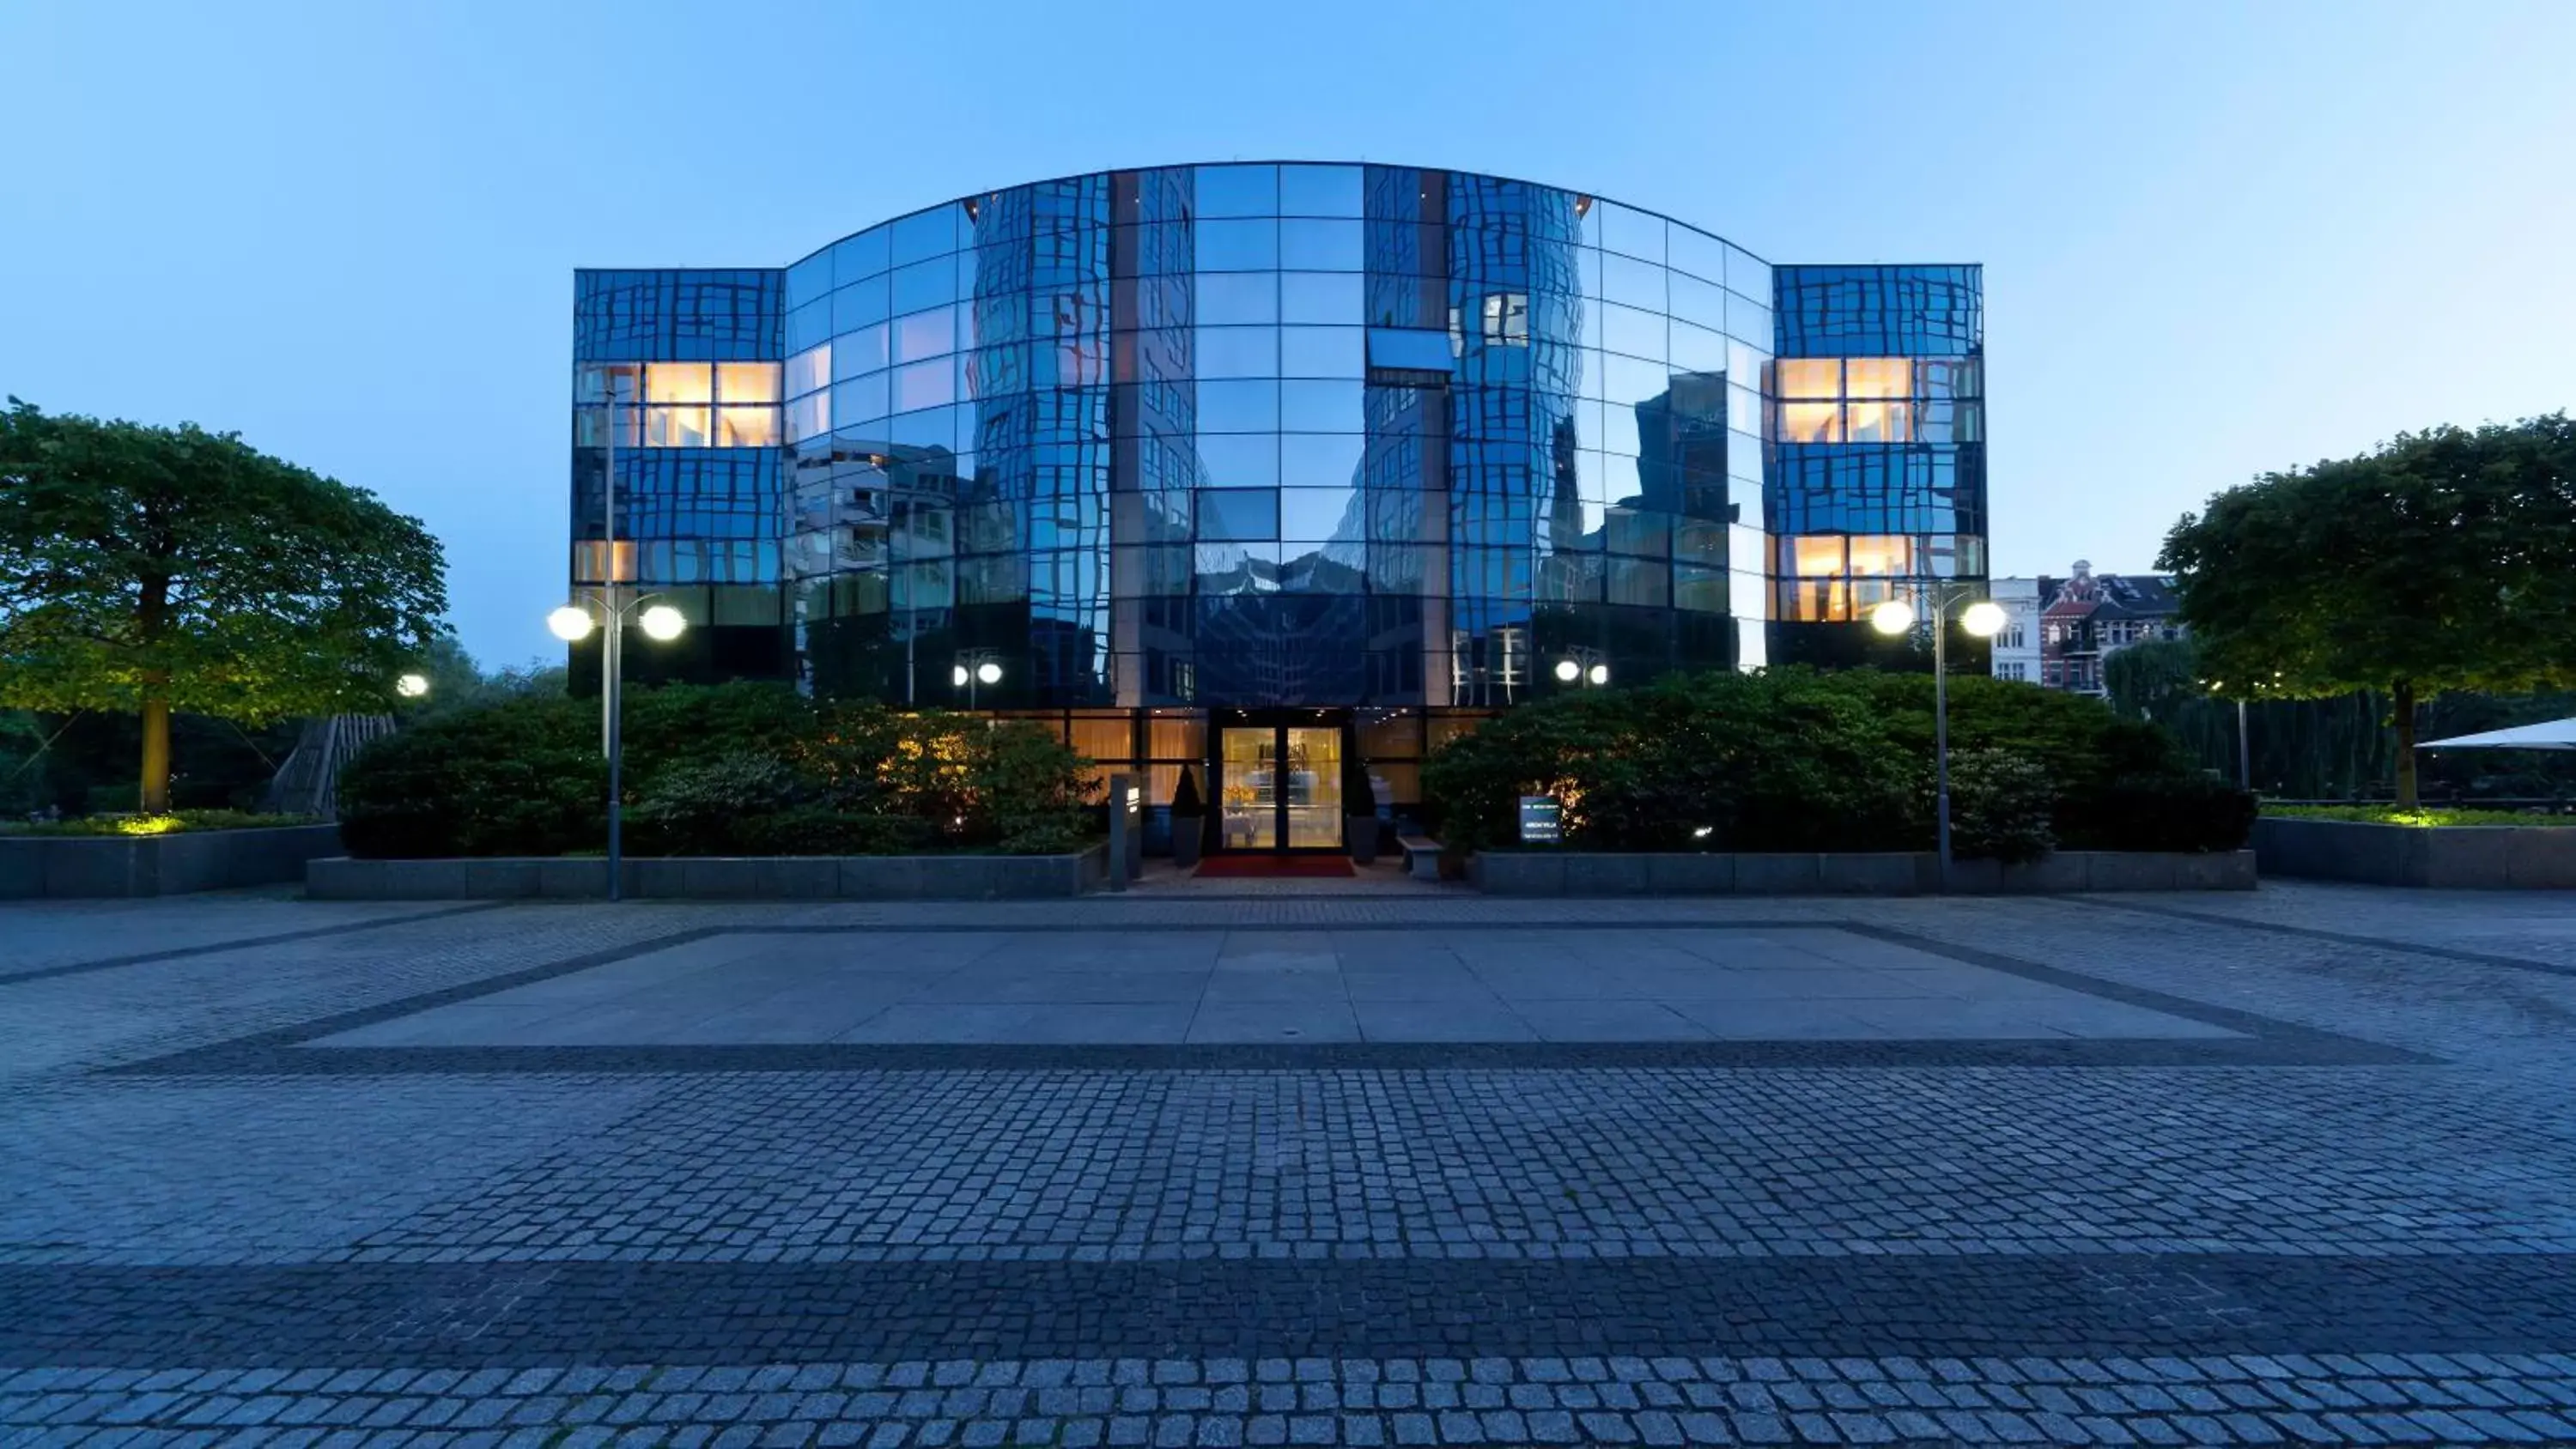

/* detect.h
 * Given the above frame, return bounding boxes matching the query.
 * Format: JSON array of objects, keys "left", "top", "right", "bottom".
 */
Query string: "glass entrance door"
[
  {"left": 1218, "top": 727, "right": 1279, "bottom": 852},
  {"left": 1216, "top": 724, "right": 1346, "bottom": 852},
  {"left": 1281, "top": 727, "right": 1343, "bottom": 849}
]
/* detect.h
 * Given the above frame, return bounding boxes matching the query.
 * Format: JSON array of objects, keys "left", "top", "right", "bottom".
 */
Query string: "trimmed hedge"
[
  {"left": 337, "top": 682, "right": 1097, "bottom": 858},
  {"left": 1422, "top": 667, "right": 2253, "bottom": 857}
]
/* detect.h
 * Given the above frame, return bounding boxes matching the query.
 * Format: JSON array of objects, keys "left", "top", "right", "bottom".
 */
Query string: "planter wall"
[
  {"left": 307, "top": 845, "right": 1109, "bottom": 901},
  {"left": 2252, "top": 816, "right": 2576, "bottom": 888},
  {"left": 1470, "top": 849, "right": 2255, "bottom": 896},
  {"left": 0, "top": 824, "right": 345, "bottom": 900}
]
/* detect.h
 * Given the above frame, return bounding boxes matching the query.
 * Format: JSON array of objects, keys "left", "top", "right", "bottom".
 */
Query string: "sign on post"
[{"left": 1517, "top": 795, "right": 1562, "bottom": 845}]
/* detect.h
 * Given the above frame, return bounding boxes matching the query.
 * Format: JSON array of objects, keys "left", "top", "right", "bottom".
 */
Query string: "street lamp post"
[
  {"left": 2236, "top": 697, "right": 2251, "bottom": 790},
  {"left": 550, "top": 597, "right": 687, "bottom": 901},
  {"left": 2201, "top": 674, "right": 2279, "bottom": 792},
  {"left": 1552, "top": 647, "right": 1611, "bottom": 688},
  {"left": 1870, "top": 584, "right": 2009, "bottom": 893},
  {"left": 557, "top": 362, "right": 690, "bottom": 901},
  {"left": 952, "top": 650, "right": 1004, "bottom": 711}
]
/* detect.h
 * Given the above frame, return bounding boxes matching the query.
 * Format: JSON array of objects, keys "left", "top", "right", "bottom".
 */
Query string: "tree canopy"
[
  {"left": 2157, "top": 414, "right": 2576, "bottom": 804},
  {"left": 0, "top": 398, "right": 447, "bottom": 810}
]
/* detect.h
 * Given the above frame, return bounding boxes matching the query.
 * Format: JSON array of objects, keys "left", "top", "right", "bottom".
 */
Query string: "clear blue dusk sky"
[{"left": 4, "top": 1, "right": 2571, "bottom": 665}]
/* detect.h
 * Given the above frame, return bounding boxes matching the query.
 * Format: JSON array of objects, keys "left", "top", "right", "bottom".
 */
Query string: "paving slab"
[{"left": 4, "top": 886, "right": 2573, "bottom": 1444}]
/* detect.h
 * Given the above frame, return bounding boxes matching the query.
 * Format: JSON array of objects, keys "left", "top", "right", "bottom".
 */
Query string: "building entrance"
[{"left": 1213, "top": 721, "right": 1344, "bottom": 852}]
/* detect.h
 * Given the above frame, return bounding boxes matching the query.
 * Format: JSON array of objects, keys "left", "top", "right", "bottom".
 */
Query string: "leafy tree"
[
  {"left": 2159, "top": 415, "right": 2576, "bottom": 806},
  {"left": 0, "top": 400, "right": 446, "bottom": 811},
  {"left": 413, "top": 632, "right": 569, "bottom": 717}
]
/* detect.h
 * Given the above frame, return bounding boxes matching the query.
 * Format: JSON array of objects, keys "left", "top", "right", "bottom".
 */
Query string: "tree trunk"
[
  {"left": 2391, "top": 678, "right": 2419, "bottom": 809},
  {"left": 137, "top": 576, "right": 173, "bottom": 815},
  {"left": 139, "top": 682, "right": 172, "bottom": 814}
]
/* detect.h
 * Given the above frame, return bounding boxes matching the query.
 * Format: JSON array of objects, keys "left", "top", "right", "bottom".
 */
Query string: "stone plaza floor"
[{"left": 2, "top": 882, "right": 2574, "bottom": 1446}]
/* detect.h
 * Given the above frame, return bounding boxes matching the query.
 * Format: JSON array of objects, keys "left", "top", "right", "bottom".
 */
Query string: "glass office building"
[{"left": 571, "top": 163, "right": 1984, "bottom": 852}]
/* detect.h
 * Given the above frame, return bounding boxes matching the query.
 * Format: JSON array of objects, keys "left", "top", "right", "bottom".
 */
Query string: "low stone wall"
[
  {"left": 0, "top": 824, "right": 346, "bottom": 900},
  {"left": 307, "top": 846, "right": 1109, "bottom": 901},
  {"left": 1471, "top": 849, "right": 2256, "bottom": 896},
  {"left": 2252, "top": 816, "right": 2576, "bottom": 888}
]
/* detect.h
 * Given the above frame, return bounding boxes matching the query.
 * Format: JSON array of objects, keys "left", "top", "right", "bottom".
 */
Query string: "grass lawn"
[{"left": 2266, "top": 804, "right": 2576, "bottom": 828}]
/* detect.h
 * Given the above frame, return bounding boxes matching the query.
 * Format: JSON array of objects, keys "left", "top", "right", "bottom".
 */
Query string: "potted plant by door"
[
  {"left": 1169, "top": 767, "right": 1206, "bottom": 870},
  {"left": 1344, "top": 755, "right": 1380, "bottom": 865}
]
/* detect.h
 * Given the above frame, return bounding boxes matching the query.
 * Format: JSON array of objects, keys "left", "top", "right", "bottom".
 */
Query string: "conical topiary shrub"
[
  {"left": 1169, "top": 766, "right": 1205, "bottom": 870},
  {"left": 1343, "top": 753, "right": 1379, "bottom": 864}
]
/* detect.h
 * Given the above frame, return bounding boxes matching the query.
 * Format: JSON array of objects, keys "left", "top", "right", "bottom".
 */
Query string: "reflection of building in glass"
[{"left": 570, "top": 164, "right": 1986, "bottom": 840}]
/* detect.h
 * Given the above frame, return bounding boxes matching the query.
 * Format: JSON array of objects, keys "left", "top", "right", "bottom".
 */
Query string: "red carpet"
[{"left": 1194, "top": 856, "right": 1357, "bottom": 879}]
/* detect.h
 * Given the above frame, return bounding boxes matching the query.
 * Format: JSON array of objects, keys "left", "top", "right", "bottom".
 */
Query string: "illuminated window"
[
  {"left": 572, "top": 540, "right": 637, "bottom": 584},
  {"left": 716, "top": 362, "right": 781, "bottom": 404},
  {"left": 1844, "top": 535, "right": 1913, "bottom": 575},
  {"left": 1772, "top": 358, "right": 1929, "bottom": 443},
  {"left": 785, "top": 345, "right": 829, "bottom": 398},
  {"left": 645, "top": 364, "right": 714, "bottom": 404},
  {"left": 716, "top": 407, "right": 780, "bottom": 447},
  {"left": 1843, "top": 358, "right": 1910, "bottom": 398},
  {"left": 1844, "top": 400, "right": 1913, "bottom": 443},
  {"left": 1790, "top": 536, "right": 1845, "bottom": 576},
  {"left": 1780, "top": 578, "right": 1852, "bottom": 621},
  {"left": 1776, "top": 359, "right": 1840, "bottom": 398},
  {"left": 646, "top": 406, "right": 712, "bottom": 446},
  {"left": 1778, "top": 403, "right": 1842, "bottom": 444}
]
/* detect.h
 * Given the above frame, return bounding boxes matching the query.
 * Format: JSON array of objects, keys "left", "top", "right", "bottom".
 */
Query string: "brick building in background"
[{"left": 1988, "top": 560, "right": 2181, "bottom": 696}]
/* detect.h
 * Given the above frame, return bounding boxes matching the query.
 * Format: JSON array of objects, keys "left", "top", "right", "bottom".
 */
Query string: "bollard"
[{"left": 1108, "top": 772, "right": 1139, "bottom": 891}]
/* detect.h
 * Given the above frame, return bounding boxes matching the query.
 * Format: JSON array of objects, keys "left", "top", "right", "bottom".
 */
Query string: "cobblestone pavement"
[{"left": 3, "top": 882, "right": 2574, "bottom": 1446}]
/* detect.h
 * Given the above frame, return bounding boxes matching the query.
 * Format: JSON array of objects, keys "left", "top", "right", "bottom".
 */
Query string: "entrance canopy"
[{"left": 2416, "top": 718, "right": 2576, "bottom": 751}]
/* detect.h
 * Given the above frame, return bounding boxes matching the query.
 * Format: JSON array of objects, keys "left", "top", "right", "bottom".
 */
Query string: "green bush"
[
  {"left": 1941, "top": 749, "right": 2057, "bottom": 864},
  {"left": 1422, "top": 669, "right": 1924, "bottom": 854},
  {"left": 625, "top": 752, "right": 806, "bottom": 855},
  {"left": 337, "top": 682, "right": 1100, "bottom": 858},
  {"left": 2072, "top": 774, "right": 2258, "bottom": 852},
  {"left": 1423, "top": 667, "right": 2249, "bottom": 857},
  {"left": 337, "top": 694, "right": 602, "bottom": 858}
]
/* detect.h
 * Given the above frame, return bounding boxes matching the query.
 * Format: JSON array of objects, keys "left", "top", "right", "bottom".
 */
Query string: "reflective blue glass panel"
[
  {"left": 1198, "top": 488, "right": 1279, "bottom": 540},
  {"left": 1194, "top": 165, "right": 1279, "bottom": 218},
  {"left": 1194, "top": 219, "right": 1279, "bottom": 271},
  {"left": 1279, "top": 164, "right": 1363, "bottom": 217}
]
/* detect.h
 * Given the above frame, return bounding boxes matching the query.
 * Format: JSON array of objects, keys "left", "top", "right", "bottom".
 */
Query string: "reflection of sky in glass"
[{"left": 735, "top": 163, "right": 1980, "bottom": 704}]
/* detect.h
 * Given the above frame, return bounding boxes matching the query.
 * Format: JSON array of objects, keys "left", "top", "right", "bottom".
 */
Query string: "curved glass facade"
[{"left": 571, "top": 163, "right": 1985, "bottom": 831}]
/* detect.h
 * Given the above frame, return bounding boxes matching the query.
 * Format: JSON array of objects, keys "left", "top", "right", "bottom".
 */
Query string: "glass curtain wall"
[{"left": 777, "top": 164, "right": 1778, "bottom": 713}]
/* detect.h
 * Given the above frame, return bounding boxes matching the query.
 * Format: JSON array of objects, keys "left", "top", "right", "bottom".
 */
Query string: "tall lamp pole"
[
  {"left": 2202, "top": 675, "right": 2276, "bottom": 792},
  {"left": 1871, "top": 584, "right": 2010, "bottom": 893},
  {"left": 953, "top": 649, "right": 1004, "bottom": 712},
  {"left": 1552, "top": 646, "right": 1612, "bottom": 689},
  {"left": 555, "top": 364, "right": 690, "bottom": 901}
]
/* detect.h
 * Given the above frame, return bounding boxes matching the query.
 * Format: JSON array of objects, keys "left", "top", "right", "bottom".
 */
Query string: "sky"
[{"left": 3, "top": 0, "right": 2572, "bottom": 667}]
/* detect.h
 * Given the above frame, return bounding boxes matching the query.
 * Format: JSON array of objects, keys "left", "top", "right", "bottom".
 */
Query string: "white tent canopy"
[{"left": 2415, "top": 718, "right": 2576, "bottom": 751}]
